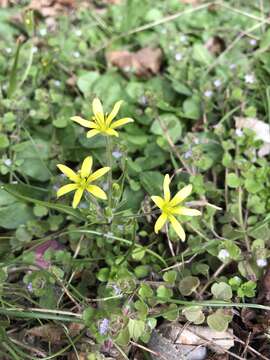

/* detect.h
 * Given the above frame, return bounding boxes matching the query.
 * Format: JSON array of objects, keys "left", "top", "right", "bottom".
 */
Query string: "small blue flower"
[
  {"left": 27, "top": 283, "right": 33, "bottom": 292},
  {"left": 112, "top": 151, "right": 122, "bottom": 159},
  {"left": 204, "top": 90, "right": 213, "bottom": 98},
  {"left": 99, "top": 318, "right": 110, "bottom": 335}
]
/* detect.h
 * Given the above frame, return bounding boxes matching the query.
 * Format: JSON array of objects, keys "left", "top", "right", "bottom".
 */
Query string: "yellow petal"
[
  {"left": 168, "top": 215, "right": 186, "bottom": 241},
  {"left": 87, "top": 129, "right": 100, "bottom": 138},
  {"left": 154, "top": 213, "right": 167, "bottom": 233},
  {"left": 151, "top": 196, "right": 165, "bottom": 209},
  {"left": 110, "top": 117, "right": 133, "bottom": 129},
  {"left": 88, "top": 167, "right": 110, "bottom": 182},
  {"left": 92, "top": 97, "right": 104, "bottom": 125},
  {"left": 88, "top": 121, "right": 99, "bottom": 129},
  {"left": 87, "top": 185, "right": 107, "bottom": 200},
  {"left": 57, "top": 164, "right": 79, "bottom": 182},
  {"left": 81, "top": 156, "right": 93, "bottom": 178},
  {"left": 163, "top": 174, "right": 171, "bottom": 202},
  {"left": 171, "top": 206, "right": 201, "bottom": 216},
  {"left": 57, "top": 183, "right": 78, "bottom": 198},
  {"left": 72, "top": 188, "right": 84, "bottom": 208},
  {"left": 71, "top": 116, "right": 91, "bottom": 128},
  {"left": 105, "top": 128, "right": 119, "bottom": 137},
  {"left": 170, "top": 184, "right": 193, "bottom": 207},
  {"left": 106, "top": 100, "right": 123, "bottom": 126}
]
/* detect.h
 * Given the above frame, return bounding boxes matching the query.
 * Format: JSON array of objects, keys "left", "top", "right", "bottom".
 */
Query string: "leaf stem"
[{"left": 106, "top": 136, "right": 113, "bottom": 209}]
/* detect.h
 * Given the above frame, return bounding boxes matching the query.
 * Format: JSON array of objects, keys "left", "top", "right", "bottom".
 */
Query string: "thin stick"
[{"left": 166, "top": 223, "right": 175, "bottom": 257}]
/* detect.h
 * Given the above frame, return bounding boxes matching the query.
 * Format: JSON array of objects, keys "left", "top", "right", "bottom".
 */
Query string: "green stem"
[
  {"left": 61, "top": 228, "right": 168, "bottom": 267},
  {"left": 0, "top": 308, "right": 83, "bottom": 323},
  {"left": 106, "top": 136, "right": 113, "bottom": 209},
  {"left": 163, "top": 298, "right": 270, "bottom": 311}
]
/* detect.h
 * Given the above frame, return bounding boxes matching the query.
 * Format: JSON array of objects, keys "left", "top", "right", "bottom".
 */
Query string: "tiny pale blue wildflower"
[
  {"left": 4, "top": 159, "right": 12, "bottom": 167},
  {"left": 180, "top": 35, "right": 187, "bottom": 43},
  {"left": 229, "top": 63, "right": 236, "bottom": 70},
  {"left": 257, "top": 258, "right": 267, "bottom": 268},
  {"left": 235, "top": 129, "right": 243, "bottom": 137},
  {"left": 184, "top": 150, "right": 192, "bottom": 159},
  {"left": 39, "top": 28, "right": 47, "bottom": 36},
  {"left": 218, "top": 249, "right": 230, "bottom": 261},
  {"left": 249, "top": 39, "right": 257, "bottom": 46},
  {"left": 54, "top": 80, "right": 61, "bottom": 87},
  {"left": 204, "top": 90, "right": 213, "bottom": 98},
  {"left": 112, "top": 284, "right": 121, "bottom": 296},
  {"left": 112, "top": 150, "right": 122, "bottom": 159},
  {"left": 175, "top": 53, "right": 182, "bottom": 61},
  {"left": 27, "top": 283, "right": 33, "bottom": 292},
  {"left": 245, "top": 74, "right": 255, "bottom": 84},
  {"left": 214, "top": 79, "right": 222, "bottom": 88},
  {"left": 99, "top": 318, "right": 110, "bottom": 335},
  {"left": 75, "top": 29, "right": 82, "bottom": 36},
  {"left": 73, "top": 51, "right": 80, "bottom": 58}
]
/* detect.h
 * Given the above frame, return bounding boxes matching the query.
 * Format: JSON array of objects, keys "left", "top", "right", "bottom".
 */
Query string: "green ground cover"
[{"left": 1, "top": 0, "right": 270, "bottom": 358}]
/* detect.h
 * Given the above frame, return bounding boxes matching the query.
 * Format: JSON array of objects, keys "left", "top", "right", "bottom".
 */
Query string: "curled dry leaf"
[
  {"left": 148, "top": 329, "right": 207, "bottom": 360},
  {"left": 26, "top": 324, "right": 63, "bottom": 343},
  {"left": 28, "top": 0, "right": 76, "bottom": 18},
  {"left": 106, "top": 47, "right": 163, "bottom": 77},
  {"left": 179, "top": 0, "right": 201, "bottom": 4},
  {"left": 235, "top": 117, "right": 270, "bottom": 157},
  {"left": 68, "top": 322, "right": 85, "bottom": 336},
  {"left": 162, "top": 324, "right": 234, "bottom": 354},
  {"left": 205, "top": 36, "right": 226, "bottom": 55}
]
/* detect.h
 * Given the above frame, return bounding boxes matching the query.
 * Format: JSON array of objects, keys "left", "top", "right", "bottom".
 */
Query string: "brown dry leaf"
[
  {"left": 27, "top": 324, "right": 64, "bottom": 343},
  {"left": 261, "top": 265, "right": 270, "bottom": 300},
  {"left": 68, "top": 322, "right": 85, "bottom": 336},
  {"left": 205, "top": 36, "right": 226, "bottom": 55},
  {"left": 179, "top": 0, "right": 201, "bottom": 4},
  {"left": 28, "top": 0, "right": 76, "bottom": 17},
  {"left": 107, "top": 47, "right": 162, "bottom": 77}
]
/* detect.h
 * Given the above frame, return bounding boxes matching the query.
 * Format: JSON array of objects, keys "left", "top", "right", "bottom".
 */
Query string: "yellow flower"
[
  {"left": 151, "top": 174, "right": 201, "bottom": 241},
  {"left": 57, "top": 156, "right": 110, "bottom": 208},
  {"left": 71, "top": 97, "right": 133, "bottom": 138}
]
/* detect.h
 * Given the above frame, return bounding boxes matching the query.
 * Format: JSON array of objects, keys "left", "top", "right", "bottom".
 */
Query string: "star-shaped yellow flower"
[
  {"left": 151, "top": 174, "right": 201, "bottom": 241},
  {"left": 57, "top": 156, "right": 110, "bottom": 208},
  {"left": 71, "top": 97, "right": 134, "bottom": 138}
]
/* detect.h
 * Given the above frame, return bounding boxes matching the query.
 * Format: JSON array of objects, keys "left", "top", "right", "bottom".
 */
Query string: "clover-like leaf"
[
  {"left": 182, "top": 306, "right": 205, "bottom": 325},
  {"left": 179, "top": 276, "right": 200, "bottom": 296},
  {"left": 211, "top": 282, "right": 232, "bottom": 301}
]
